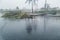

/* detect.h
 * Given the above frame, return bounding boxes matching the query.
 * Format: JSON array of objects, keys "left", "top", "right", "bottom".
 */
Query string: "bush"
[{"left": 2, "top": 11, "right": 29, "bottom": 19}]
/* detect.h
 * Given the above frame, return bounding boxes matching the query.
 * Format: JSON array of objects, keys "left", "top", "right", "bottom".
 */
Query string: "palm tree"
[
  {"left": 25, "top": 0, "right": 38, "bottom": 13},
  {"left": 16, "top": 6, "right": 19, "bottom": 10}
]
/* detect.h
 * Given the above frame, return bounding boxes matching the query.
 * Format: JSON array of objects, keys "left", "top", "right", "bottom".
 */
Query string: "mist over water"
[{"left": 0, "top": 13, "right": 60, "bottom": 40}]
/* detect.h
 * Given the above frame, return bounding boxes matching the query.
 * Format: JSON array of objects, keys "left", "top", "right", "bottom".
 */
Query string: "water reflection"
[
  {"left": 26, "top": 24, "right": 32, "bottom": 34},
  {"left": 1, "top": 15, "right": 60, "bottom": 40},
  {"left": 26, "top": 19, "right": 32, "bottom": 34},
  {"left": 32, "top": 18, "right": 37, "bottom": 31},
  {"left": 26, "top": 18, "right": 37, "bottom": 34},
  {"left": 44, "top": 16, "right": 46, "bottom": 32}
]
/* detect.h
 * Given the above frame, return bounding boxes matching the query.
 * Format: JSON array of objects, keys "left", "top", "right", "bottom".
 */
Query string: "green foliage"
[
  {"left": 20, "top": 13, "right": 29, "bottom": 19},
  {"left": 2, "top": 11, "right": 29, "bottom": 19}
]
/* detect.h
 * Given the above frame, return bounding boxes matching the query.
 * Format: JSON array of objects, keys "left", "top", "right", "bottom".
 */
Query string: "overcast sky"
[{"left": 0, "top": 0, "right": 60, "bottom": 9}]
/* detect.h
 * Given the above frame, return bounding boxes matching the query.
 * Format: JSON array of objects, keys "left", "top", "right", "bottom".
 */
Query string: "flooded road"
[{"left": 0, "top": 14, "right": 60, "bottom": 40}]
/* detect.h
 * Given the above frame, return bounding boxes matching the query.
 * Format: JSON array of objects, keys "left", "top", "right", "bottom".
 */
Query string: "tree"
[
  {"left": 16, "top": 6, "right": 19, "bottom": 10},
  {"left": 25, "top": 0, "right": 38, "bottom": 13}
]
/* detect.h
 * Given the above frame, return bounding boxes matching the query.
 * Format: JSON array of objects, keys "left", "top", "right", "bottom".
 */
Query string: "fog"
[{"left": 0, "top": 0, "right": 60, "bottom": 9}]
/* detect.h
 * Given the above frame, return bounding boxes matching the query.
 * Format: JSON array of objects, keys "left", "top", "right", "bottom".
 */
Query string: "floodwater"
[{"left": 0, "top": 13, "right": 60, "bottom": 40}]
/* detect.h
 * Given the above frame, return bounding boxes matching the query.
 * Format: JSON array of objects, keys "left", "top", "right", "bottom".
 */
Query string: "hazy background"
[{"left": 0, "top": 0, "right": 60, "bottom": 9}]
